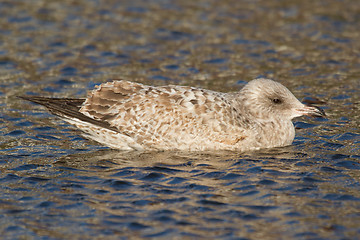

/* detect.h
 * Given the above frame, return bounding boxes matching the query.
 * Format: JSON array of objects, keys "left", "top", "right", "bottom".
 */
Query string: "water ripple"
[{"left": 0, "top": 0, "right": 359, "bottom": 239}]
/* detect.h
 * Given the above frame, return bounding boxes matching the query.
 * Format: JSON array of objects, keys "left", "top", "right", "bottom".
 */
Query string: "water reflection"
[{"left": 35, "top": 147, "right": 358, "bottom": 238}]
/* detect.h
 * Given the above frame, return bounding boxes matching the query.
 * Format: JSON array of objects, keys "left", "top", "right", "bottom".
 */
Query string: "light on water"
[{"left": 1, "top": 0, "right": 359, "bottom": 239}]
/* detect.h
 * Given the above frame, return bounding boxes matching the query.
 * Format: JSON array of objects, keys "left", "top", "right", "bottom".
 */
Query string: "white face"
[{"left": 240, "top": 79, "right": 306, "bottom": 121}]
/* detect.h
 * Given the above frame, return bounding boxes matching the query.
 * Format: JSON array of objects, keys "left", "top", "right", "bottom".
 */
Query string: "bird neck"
[{"left": 256, "top": 119, "right": 295, "bottom": 148}]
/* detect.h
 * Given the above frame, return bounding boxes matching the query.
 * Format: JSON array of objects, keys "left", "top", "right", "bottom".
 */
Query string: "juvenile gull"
[{"left": 20, "top": 78, "right": 325, "bottom": 151}]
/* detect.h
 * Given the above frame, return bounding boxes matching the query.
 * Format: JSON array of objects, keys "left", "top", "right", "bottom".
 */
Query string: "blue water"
[{"left": 1, "top": 0, "right": 359, "bottom": 239}]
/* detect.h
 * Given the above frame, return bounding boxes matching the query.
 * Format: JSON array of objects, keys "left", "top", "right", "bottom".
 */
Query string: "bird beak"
[{"left": 296, "top": 105, "right": 326, "bottom": 118}]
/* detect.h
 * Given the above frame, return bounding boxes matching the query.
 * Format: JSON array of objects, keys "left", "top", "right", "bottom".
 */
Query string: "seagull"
[{"left": 20, "top": 78, "right": 325, "bottom": 151}]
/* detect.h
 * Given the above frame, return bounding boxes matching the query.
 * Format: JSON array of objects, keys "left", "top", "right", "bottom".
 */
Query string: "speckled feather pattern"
[
  {"left": 73, "top": 79, "right": 302, "bottom": 151},
  {"left": 22, "top": 78, "right": 324, "bottom": 151},
  {"left": 79, "top": 80, "right": 251, "bottom": 151}
]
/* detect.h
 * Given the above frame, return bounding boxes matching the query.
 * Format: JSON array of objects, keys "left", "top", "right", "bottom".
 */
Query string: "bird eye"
[{"left": 272, "top": 98, "right": 282, "bottom": 104}]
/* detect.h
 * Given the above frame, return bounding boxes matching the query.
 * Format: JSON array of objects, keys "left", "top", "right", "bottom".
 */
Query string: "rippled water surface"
[{"left": 1, "top": 0, "right": 360, "bottom": 239}]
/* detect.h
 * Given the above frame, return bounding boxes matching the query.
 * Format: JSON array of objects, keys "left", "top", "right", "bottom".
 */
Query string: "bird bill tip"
[{"left": 296, "top": 105, "right": 326, "bottom": 118}]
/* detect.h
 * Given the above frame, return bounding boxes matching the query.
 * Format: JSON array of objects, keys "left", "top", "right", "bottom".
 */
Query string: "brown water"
[{"left": 1, "top": 0, "right": 359, "bottom": 239}]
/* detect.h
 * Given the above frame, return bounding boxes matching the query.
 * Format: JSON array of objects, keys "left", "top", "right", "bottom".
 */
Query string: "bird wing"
[{"left": 80, "top": 80, "right": 247, "bottom": 149}]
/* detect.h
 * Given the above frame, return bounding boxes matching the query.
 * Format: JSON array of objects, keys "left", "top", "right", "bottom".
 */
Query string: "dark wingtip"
[
  {"left": 17, "top": 95, "right": 30, "bottom": 100},
  {"left": 18, "top": 96, "right": 62, "bottom": 109},
  {"left": 18, "top": 95, "right": 45, "bottom": 105},
  {"left": 18, "top": 95, "right": 42, "bottom": 101},
  {"left": 18, "top": 96, "right": 120, "bottom": 134}
]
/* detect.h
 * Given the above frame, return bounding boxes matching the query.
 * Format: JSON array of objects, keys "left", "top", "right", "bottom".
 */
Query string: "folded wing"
[{"left": 79, "top": 80, "right": 247, "bottom": 149}]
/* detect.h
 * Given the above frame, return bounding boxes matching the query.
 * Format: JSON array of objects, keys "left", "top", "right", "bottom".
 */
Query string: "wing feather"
[{"left": 79, "top": 80, "right": 247, "bottom": 149}]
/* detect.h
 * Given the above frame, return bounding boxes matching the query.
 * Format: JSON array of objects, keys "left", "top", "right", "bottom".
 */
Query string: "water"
[{"left": 1, "top": 0, "right": 359, "bottom": 239}]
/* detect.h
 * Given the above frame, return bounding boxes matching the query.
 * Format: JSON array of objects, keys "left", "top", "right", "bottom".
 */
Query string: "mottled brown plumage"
[{"left": 21, "top": 78, "right": 325, "bottom": 151}]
